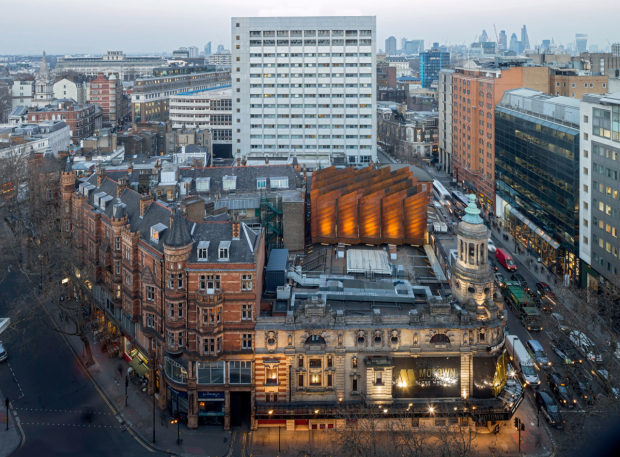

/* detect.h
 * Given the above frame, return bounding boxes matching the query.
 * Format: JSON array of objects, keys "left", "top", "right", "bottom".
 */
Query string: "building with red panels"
[
  {"left": 310, "top": 165, "right": 428, "bottom": 246},
  {"left": 25, "top": 100, "right": 97, "bottom": 144},
  {"left": 89, "top": 73, "right": 130, "bottom": 127},
  {"left": 61, "top": 165, "right": 265, "bottom": 430}
]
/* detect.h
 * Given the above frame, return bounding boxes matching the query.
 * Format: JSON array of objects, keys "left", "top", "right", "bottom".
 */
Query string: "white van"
[{"left": 505, "top": 335, "right": 540, "bottom": 387}]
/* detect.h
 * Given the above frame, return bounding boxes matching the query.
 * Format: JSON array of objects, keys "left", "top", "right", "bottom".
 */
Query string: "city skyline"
[{"left": 1, "top": 0, "right": 618, "bottom": 55}]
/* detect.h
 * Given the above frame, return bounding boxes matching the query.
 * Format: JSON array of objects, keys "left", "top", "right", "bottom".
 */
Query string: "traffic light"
[
  {"left": 521, "top": 423, "right": 525, "bottom": 431},
  {"left": 513, "top": 417, "right": 519, "bottom": 429}
]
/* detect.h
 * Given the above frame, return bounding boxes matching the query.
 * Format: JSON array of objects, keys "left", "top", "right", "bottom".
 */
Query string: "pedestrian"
[{"left": 117, "top": 363, "right": 123, "bottom": 381}]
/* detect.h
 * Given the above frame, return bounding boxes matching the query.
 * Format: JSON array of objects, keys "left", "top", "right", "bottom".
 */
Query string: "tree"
[
  {"left": 543, "top": 275, "right": 620, "bottom": 454},
  {"left": 292, "top": 398, "right": 479, "bottom": 457},
  {"left": 0, "top": 151, "right": 96, "bottom": 366}
]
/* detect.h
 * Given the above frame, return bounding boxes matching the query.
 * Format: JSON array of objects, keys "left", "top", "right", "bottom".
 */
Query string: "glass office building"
[
  {"left": 419, "top": 51, "right": 450, "bottom": 89},
  {"left": 495, "top": 89, "right": 581, "bottom": 282}
]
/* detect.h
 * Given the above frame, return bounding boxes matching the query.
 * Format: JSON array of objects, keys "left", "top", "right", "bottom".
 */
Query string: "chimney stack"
[
  {"left": 97, "top": 167, "right": 107, "bottom": 187},
  {"left": 232, "top": 220, "right": 240, "bottom": 240},
  {"left": 117, "top": 176, "right": 127, "bottom": 197},
  {"left": 140, "top": 194, "right": 153, "bottom": 217}
]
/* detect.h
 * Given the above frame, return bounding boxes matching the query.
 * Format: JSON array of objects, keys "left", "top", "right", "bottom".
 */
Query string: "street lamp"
[
  {"left": 125, "top": 374, "right": 129, "bottom": 407},
  {"left": 171, "top": 414, "right": 182, "bottom": 445}
]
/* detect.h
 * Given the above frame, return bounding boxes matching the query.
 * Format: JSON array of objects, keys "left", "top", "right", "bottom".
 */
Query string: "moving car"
[
  {"left": 569, "top": 330, "right": 603, "bottom": 364},
  {"left": 547, "top": 372, "right": 577, "bottom": 408},
  {"left": 535, "top": 390, "right": 564, "bottom": 428},
  {"left": 510, "top": 273, "right": 529, "bottom": 291},
  {"left": 487, "top": 238, "right": 497, "bottom": 253},
  {"left": 0, "top": 342, "right": 7, "bottom": 363},
  {"left": 488, "top": 259, "right": 498, "bottom": 272},
  {"left": 551, "top": 313, "right": 570, "bottom": 333},
  {"left": 536, "top": 282, "right": 557, "bottom": 304},
  {"left": 565, "top": 369, "right": 594, "bottom": 405},
  {"left": 551, "top": 337, "right": 582, "bottom": 365},
  {"left": 526, "top": 340, "right": 551, "bottom": 368},
  {"left": 495, "top": 273, "right": 505, "bottom": 287},
  {"left": 505, "top": 335, "right": 540, "bottom": 387},
  {"left": 495, "top": 248, "right": 517, "bottom": 272}
]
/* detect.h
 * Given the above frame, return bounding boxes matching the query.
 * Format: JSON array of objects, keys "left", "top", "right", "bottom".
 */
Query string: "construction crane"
[{"left": 493, "top": 24, "right": 500, "bottom": 44}]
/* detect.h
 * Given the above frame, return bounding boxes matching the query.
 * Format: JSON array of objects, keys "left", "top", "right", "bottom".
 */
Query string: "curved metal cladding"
[{"left": 310, "top": 166, "right": 428, "bottom": 245}]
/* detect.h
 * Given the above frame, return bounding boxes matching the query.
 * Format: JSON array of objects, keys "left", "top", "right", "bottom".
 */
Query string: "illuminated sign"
[{"left": 392, "top": 357, "right": 461, "bottom": 398}]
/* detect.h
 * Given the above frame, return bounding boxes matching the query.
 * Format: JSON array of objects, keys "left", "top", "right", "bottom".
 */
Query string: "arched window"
[
  {"left": 430, "top": 334, "right": 450, "bottom": 344},
  {"left": 305, "top": 334, "right": 326, "bottom": 345}
]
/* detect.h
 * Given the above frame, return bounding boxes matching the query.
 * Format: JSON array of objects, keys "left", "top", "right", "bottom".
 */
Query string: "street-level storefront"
[{"left": 198, "top": 391, "right": 225, "bottom": 426}]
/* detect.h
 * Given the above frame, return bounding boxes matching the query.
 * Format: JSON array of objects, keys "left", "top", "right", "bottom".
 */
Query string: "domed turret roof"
[{"left": 461, "top": 194, "right": 484, "bottom": 224}]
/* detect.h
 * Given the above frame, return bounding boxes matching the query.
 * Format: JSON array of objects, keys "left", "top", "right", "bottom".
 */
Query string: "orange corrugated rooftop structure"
[{"left": 310, "top": 164, "right": 428, "bottom": 245}]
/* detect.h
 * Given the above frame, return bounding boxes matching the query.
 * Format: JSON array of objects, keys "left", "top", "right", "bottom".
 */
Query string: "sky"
[{"left": 1, "top": 0, "right": 619, "bottom": 55}]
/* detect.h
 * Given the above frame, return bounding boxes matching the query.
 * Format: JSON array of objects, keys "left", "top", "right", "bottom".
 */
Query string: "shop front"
[
  {"left": 124, "top": 341, "right": 149, "bottom": 379},
  {"left": 198, "top": 391, "right": 225, "bottom": 426}
]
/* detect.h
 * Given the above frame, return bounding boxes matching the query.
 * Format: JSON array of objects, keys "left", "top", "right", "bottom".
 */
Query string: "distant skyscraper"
[
  {"left": 520, "top": 25, "right": 530, "bottom": 51},
  {"left": 432, "top": 42, "right": 439, "bottom": 49},
  {"left": 204, "top": 42, "right": 212, "bottom": 56},
  {"left": 576, "top": 34, "right": 588, "bottom": 54},
  {"left": 217, "top": 44, "right": 225, "bottom": 53},
  {"left": 401, "top": 37, "right": 407, "bottom": 52},
  {"left": 419, "top": 50, "right": 450, "bottom": 88},
  {"left": 509, "top": 33, "right": 520, "bottom": 54},
  {"left": 385, "top": 36, "right": 397, "bottom": 55},
  {"left": 542, "top": 39, "right": 551, "bottom": 50},
  {"left": 612, "top": 43, "right": 620, "bottom": 58},
  {"left": 188, "top": 46, "right": 199, "bottom": 58},
  {"left": 499, "top": 31, "right": 507, "bottom": 50},
  {"left": 480, "top": 30, "right": 489, "bottom": 43}
]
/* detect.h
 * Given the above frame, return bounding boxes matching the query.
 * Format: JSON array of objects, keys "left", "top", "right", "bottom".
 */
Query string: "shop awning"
[
  {"left": 507, "top": 206, "right": 560, "bottom": 250},
  {"left": 129, "top": 357, "right": 148, "bottom": 377}
]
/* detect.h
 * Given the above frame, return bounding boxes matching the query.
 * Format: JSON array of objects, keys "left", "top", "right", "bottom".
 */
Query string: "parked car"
[
  {"left": 488, "top": 238, "right": 497, "bottom": 253},
  {"left": 495, "top": 248, "right": 517, "bottom": 272},
  {"left": 535, "top": 390, "right": 564, "bottom": 428},
  {"left": 569, "top": 330, "right": 603, "bottom": 364},
  {"left": 495, "top": 273, "right": 505, "bottom": 287},
  {"left": 547, "top": 372, "right": 577, "bottom": 408},
  {"left": 510, "top": 273, "right": 529, "bottom": 291},
  {"left": 527, "top": 340, "right": 551, "bottom": 368},
  {"left": 0, "top": 342, "right": 7, "bottom": 363},
  {"left": 565, "top": 369, "right": 594, "bottom": 405},
  {"left": 551, "top": 313, "right": 570, "bottom": 333}
]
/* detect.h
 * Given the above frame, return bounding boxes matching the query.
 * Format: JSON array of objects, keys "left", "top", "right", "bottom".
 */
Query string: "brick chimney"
[
  {"left": 241, "top": 155, "right": 247, "bottom": 166},
  {"left": 232, "top": 220, "right": 240, "bottom": 240},
  {"left": 237, "top": 157, "right": 241, "bottom": 167},
  {"left": 97, "top": 167, "right": 107, "bottom": 187},
  {"left": 140, "top": 194, "right": 153, "bottom": 217},
  {"left": 117, "top": 177, "right": 127, "bottom": 197}
]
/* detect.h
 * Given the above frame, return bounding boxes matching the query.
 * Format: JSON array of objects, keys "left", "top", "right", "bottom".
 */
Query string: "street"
[{"left": 0, "top": 269, "right": 166, "bottom": 457}]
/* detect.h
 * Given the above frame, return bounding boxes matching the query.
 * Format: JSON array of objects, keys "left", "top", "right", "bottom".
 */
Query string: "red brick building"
[
  {"left": 89, "top": 73, "right": 130, "bottom": 127},
  {"left": 61, "top": 165, "right": 265, "bottom": 429},
  {"left": 26, "top": 101, "right": 97, "bottom": 144}
]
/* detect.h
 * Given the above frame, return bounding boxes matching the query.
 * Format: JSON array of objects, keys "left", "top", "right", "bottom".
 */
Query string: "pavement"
[
  {"left": 55, "top": 306, "right": 237, "bottom": 457},
  {"left": 0, "top": 386, "right": 22, "bottom": 457}
]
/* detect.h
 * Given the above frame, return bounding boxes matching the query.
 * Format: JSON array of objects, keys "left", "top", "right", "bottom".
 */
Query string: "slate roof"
[
  {"left": 78, "top": 173, "right": 259, "bottom": 263},
  {"left": 179, "top": 165, "right": 301, "bottom": 193}
]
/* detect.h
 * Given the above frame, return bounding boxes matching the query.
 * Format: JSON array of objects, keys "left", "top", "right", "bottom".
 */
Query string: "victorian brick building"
[{"left": 61, "top": 165, "right": 264, "bottom": 429}]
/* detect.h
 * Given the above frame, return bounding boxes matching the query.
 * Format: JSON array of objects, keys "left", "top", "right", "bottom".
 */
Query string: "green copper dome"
[{"left": 461, "top": 194, "right": 484, "bottom": 224}]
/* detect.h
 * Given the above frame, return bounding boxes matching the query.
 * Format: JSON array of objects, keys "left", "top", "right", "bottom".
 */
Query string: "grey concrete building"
[{"left": 438, "top": 69, "right": 454, "bottom": 174}]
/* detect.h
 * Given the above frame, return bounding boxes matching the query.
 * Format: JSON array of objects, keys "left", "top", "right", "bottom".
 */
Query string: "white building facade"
[
  {"left": 53, "top": 78, "right": 88, "bottom": 105},
  {"left": 232, "top": 16, "right": 377, "bottom": 170},
  {"left": 11, "top": 80, "right": 33, "bottom": 108},
  {"left": 579, "top": 92, "right": 620, "bottom": 288},
  {"left": 169, "top": 87, "right": 232, "bottom": 145}
]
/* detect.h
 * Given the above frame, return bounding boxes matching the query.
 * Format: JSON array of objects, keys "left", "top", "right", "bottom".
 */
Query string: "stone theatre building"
[{"left": 254, "top": 195, "right": 516, "bottom": 431}]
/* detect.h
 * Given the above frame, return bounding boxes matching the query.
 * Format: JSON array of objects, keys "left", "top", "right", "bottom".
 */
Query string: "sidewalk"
[
  {"left": 52, "top": 306, "right": 233, "bottom": 457},
  {"left": 0, "top": 386, "right": 22, "bottom": 457}
]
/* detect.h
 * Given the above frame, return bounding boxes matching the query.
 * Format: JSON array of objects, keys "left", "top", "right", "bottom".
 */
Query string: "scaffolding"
[{"left": 260, "top": 193, "right": 283, "bottom": 251}]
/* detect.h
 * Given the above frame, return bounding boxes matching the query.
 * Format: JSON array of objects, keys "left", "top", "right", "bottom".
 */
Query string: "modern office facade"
[
  {"left": 495, "top": 88, "right": 581, "bottom": 283},
  {"left": 579, "top": 92, "right": 620, "bottom": 288},
  {"left": 419, "top": 50, "right": 449, "bottom": 88},
  {"left": 55, "top": 51, "right": 166, "bottom": 81},
  {"left": 576, "top": 34, "right": 588, "bottom": 55},
  {"left": 232, "top": 16, "right": 377, "bottom": 170},
  {"left": 131, "top": 69, "right": 230, "bottom": 124},
  {"left": 437, "top": 69, "right": 454, "bottom": 174},
  {"left": 385, "top": 36, "right": 397, "bottom": 56}
]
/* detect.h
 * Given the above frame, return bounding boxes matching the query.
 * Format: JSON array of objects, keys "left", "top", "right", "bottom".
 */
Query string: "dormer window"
[
  {"left": 257, "top": 177, "right": 266, "bottom": 189},
  {"left": 218, "top": 241, "right": 230, "bottom": 260},
  {"left": 270, "top": 177, "right": 289, "bottom": 189},
  {"left": 197, "top": 241, "right": 210, "bottom": 261},
  {"left": 223, "top": 176, "right": 237, "bottom": 193},
  {"left": 150, "top": 223, "right": 167, "bottom": 242}
]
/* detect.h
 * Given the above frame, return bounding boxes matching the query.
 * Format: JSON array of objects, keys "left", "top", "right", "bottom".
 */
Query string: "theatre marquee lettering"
[{"left": 392, "top": 357, "right": 461, "bottom": 398}]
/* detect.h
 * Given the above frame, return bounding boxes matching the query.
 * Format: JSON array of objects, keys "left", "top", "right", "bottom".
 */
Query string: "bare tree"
[{"left": 0, "top": 151, "right": 96, "bottom": 365}]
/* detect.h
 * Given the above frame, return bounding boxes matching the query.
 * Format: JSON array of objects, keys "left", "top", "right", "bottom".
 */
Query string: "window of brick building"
[{"left": 242, "top": 334, "right": 252, "bottom": 349}]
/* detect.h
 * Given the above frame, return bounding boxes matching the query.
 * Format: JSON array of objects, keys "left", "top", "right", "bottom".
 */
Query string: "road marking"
[
  {"left": 13, "top": 408, "right": 112, "bottom": 415},
  {"left": 20, "top": 422, "right": 124, "bottom": 429},
  {"left": 7, "top": 363, "right": 25, "bottom": 399}
]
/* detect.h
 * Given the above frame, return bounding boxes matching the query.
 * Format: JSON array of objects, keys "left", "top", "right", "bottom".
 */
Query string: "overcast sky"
[{"left": 1, "top": 0, "right": 618, "bottom": 55}]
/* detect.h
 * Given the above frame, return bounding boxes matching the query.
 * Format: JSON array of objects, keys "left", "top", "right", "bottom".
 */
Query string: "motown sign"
[{"left": 392, "top": 357, "right": 461, "bottom": 398}]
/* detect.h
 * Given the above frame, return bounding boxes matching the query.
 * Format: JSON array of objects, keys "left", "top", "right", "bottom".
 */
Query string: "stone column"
[
  {"left": 224, "top": 389, "right": 231, "bottom": 431},
  {"left": 460, "top": 353, "right": 472, "bottom": 399},
  {"left": 250, "top": 389, "right": 257, "bottom": 431},
  {"left": 158, "top": 376, "right": 167, "bottom": 411},
  {"left": 187, "top": 362, "right": 198, "bottom": 429}
]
